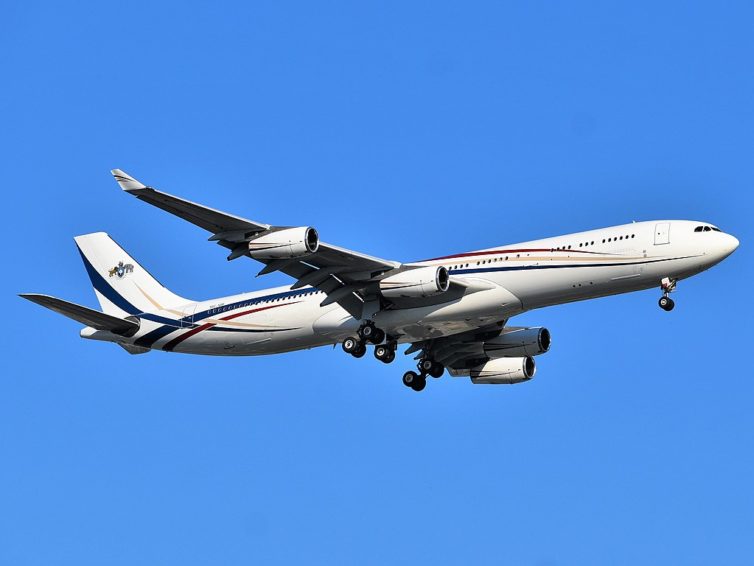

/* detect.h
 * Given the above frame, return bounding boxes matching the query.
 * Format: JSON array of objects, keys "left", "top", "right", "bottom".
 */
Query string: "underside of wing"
[
  {"left": 406, "top": 322, "right": 551, "bottom": 383},
  {"left": 406, "top": 323, "right": 507, "bottom": 371}
]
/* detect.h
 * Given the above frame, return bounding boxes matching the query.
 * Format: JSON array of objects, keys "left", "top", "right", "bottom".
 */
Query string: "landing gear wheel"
[
  {"left": 411, "top": 376, "right": 426, "bottom": 392},
  {"left": 342, "top": 337, "right": 360, "bottom": 354},
  {"left": 428, "top": 362, "right": 444, "bottom": 378},
  {"left": 374, "top": 345, "right": 394, "bottom": 363},
  {"left": 359, "top": 324, "right": 385, "bottom": 344},
  {"left": 352, "top": 344, "right": 367, "bottom": 358},
  {"left": 420, "top": 359, "right": 435, "bottom": 373},
  {"left": 370, "top": 328, "right": 386, "bottom": 344},
  {"left": 359, "top": 324, "right": 375, "bottom": 341},
  {"left": 403, "top": 371, "right": 421, "bottom": 389},
  {"left": 659, "top": 296, "right": 675, "bottom": 311}
]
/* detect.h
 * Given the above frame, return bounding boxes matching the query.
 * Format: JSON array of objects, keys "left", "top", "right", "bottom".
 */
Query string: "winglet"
[{"left": 111, "top": 169, "right": 146, "bottom": 192}]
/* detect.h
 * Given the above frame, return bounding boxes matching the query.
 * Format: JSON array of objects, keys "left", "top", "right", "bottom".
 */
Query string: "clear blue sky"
[{"left": 2, "top": 2, "right": 753, "bottom": 564}]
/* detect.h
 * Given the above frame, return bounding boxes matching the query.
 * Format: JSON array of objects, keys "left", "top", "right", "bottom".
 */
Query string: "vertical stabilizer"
[{"left": 74, "top": 232, "right": 191, "bottom": 316}]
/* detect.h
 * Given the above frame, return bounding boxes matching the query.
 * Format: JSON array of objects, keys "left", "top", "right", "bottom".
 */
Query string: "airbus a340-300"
[{"left": 22, "top": 170, "right": 739, "bottom": 391}]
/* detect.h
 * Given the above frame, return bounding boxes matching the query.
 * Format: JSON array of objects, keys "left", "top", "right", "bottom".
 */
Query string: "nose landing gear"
[{"left": 659, "top": 277, "right": 677, "bottom": 311}]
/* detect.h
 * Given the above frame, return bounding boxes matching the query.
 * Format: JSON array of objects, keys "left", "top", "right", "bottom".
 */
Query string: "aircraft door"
[
  {"left": 180, "top": 304, "right": 197, "bottom": 327},
  {"left": 654, "top": 222, "right": 670, "bottom": 245}
]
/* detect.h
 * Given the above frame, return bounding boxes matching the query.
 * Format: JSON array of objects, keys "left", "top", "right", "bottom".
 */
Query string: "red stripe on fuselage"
[{"left": 162, "top": 302, "right": 300, "bottom": 352}]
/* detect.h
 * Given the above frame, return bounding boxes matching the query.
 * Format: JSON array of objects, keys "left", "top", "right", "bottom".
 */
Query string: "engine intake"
[
  {"left": 470, "top": 356, "right": 536, "bottom": 384},
  {"left": 483, "top": 327, "right": 550, "bottom": 358},
  {"left": 380, "top": 266, "right": 450, "bottom": 299},
  {"left": 247, "top": 227, "right": 319, "bottom": 260}
]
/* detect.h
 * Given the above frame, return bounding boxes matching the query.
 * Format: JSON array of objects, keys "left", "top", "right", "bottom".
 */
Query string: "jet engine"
[
  {"left": 247, "top": 227, "right": 319, "bottom": 260},
  {"left": 379, "top": 266, "right": 450, "bottom": 299},
  {"left": 483, "top": 327, "right": 551, "bottom": 358},
  {"left": 470, "top": 357, "right": 536, "bottom": 384}
]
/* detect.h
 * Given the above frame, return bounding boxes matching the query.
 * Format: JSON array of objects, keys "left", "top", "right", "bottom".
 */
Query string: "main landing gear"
[
  {"left": 658, "top": 277, "right": 677, "bottom": 311},
  {"left": 342, "top": 322, "right": 392, "bottom": 361},
  {"left": 402, "top": 357, "right": 444, "bottom": 392},
  {"left": 341, "top": 323, "right": 445, "bottom": 392}
]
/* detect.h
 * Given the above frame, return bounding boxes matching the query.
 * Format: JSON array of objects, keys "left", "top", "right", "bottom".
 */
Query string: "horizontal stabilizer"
[{"left": 20, "top": 294, "right": 140, "bottom": 336}]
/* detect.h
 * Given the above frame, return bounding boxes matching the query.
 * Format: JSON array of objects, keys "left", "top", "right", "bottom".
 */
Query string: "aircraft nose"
[{"left": 721, "top": 233, "right": 739, "bottom": 257}]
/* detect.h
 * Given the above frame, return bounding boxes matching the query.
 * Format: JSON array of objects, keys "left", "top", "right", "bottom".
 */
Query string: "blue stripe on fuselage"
[{"left": 137, "top": 289, "right": 315, "bottom": 348}]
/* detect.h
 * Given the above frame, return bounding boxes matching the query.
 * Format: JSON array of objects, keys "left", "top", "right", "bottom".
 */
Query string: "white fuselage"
[{"left": 81, "top": 220, "right": 739, "bottom": 355}]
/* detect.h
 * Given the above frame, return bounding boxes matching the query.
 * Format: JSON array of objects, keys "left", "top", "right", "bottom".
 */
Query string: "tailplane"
[
  {"left": 74, "top": 232, "right": 191, "bottom": 316},
  {"left": 19, "top": 294, "right": 140, "bottom": 336}
]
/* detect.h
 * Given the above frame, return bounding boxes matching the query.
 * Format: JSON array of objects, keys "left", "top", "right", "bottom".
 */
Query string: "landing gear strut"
[{"left": 659, "top": 277, "right": 677, "bottom": 311}]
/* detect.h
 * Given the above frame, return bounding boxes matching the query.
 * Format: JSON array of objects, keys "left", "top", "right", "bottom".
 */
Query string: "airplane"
[{"left": 21, "top": 170, "right": 739, "bottom": 391}]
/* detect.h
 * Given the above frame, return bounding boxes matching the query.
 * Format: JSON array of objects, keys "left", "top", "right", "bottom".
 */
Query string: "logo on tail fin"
[{"left": 108, "top": 261, "right": 134, "bottom": 278}]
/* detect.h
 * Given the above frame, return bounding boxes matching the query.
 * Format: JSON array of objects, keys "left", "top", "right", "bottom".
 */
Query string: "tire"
[
  {"left": 429, "top": 362, "right": 444, "bottom": 378},
  {"left": 420, "top": 359, "right": 434, "bottom": 373},
  {"left": 384, "top": 351, "right": 395, "bottom": 364},
  {"left": 659, "top": 297, "right": 674, "bottom": 311},
  {"left": 402, "top": 371, "right": 419, "bottom": 387},
  {"left": 360, "top": 325, "right": 374, "bottom": 340},
  {"left": 370, "top": 328, "right": 386, "bottom": 344},
  {"left": 352, "top": 345, "right": 366, "bottom": 358},
  {"left": 374, "top": 345, "right": 389, "bottom": 360},
  {"left": 342, "top": 337, "right": 359, "bottom": 354},
  {"left": 411, "top": 377, "right": 427, "bottom": 392},
  {"left": 665, "top": 298, "right": 675, "bottom": 311}
]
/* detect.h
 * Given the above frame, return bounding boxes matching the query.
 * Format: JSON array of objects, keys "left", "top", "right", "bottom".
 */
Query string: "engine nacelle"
[
  {"left": 379, "top": 266, "right": 450, "bottom": 299},
  {"left": 247, "top": 227, "right": 319, "bottom": 260},
  {"left": 470, "top": 357, "right": 536, "bottom": 384},
  {"left": 483, "top": 327, "right": 551, "bottom": 358}
]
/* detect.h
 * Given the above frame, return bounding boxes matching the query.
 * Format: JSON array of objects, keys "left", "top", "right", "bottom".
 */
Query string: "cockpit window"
[
  {"left": 694, "top": 226, "right": 703, "bottom": 232},
  {"left": 695, "top": 225, "right": 722, "bottom": 233},
  {"left": 711, "top": 226, "right": 722, "bottom": 232}
]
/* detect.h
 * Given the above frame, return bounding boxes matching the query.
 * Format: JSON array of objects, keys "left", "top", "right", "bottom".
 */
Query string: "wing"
[{"left": 112, "top": 170, "right": 400, "bottom": 318}]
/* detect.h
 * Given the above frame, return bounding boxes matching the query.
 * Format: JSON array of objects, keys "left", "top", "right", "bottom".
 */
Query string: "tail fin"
[{"left": 74, "top": 232, "right": 190, "bottom": 316}]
